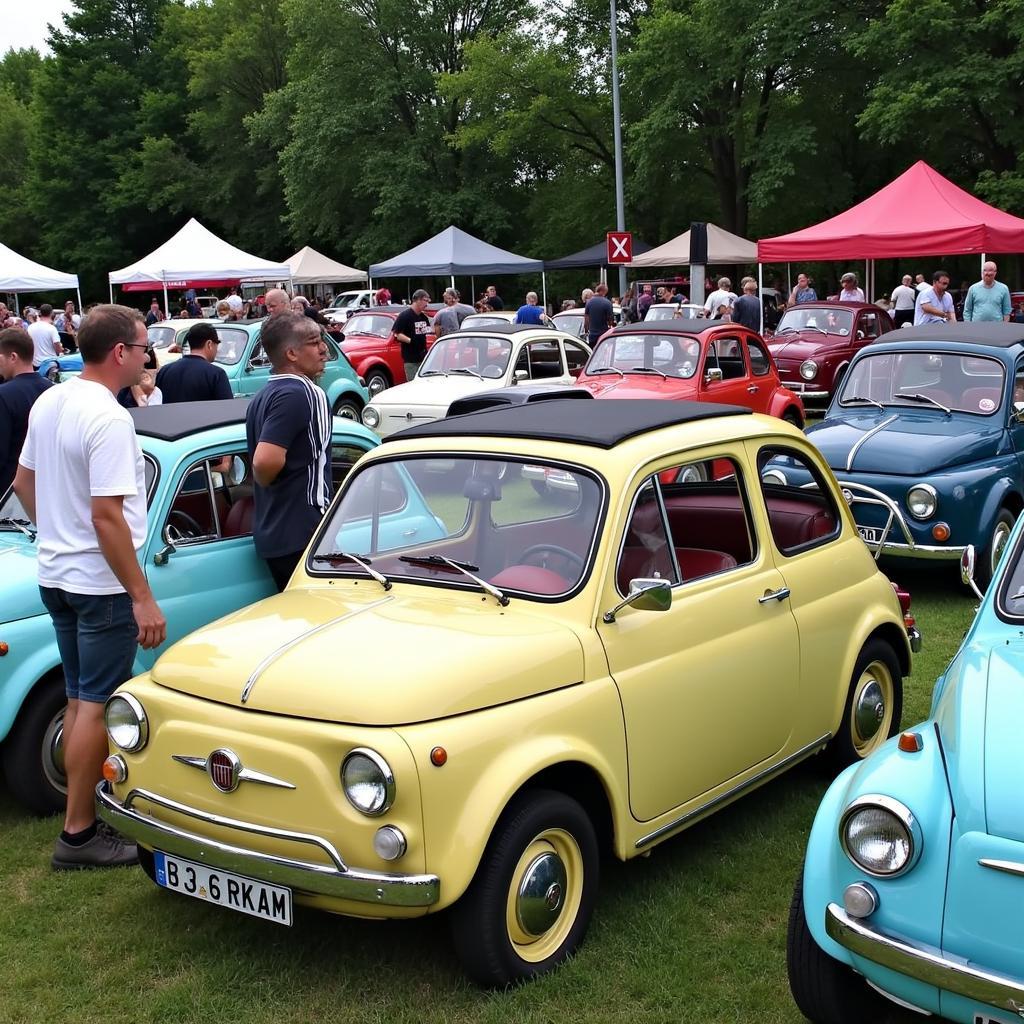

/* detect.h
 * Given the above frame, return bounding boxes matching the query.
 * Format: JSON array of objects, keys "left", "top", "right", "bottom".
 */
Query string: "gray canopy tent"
[
  {"left": 369, "top": 226, "right": 546, "bottom": 307},
  {"left": 545, "top": 238, "right": 653, "bottom": 271}
]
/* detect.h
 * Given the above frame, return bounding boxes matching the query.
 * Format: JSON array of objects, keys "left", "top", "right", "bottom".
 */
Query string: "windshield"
[
  {"left": 552, "top": 313, "right": 583, "bottom": 337},
  {"left": 309, "top": 456, "right": 603, "bottom": 598},
  {"left": 419, "top": 335, "right": 512, "bottom": 378},
  {"left": 336, "top": 292, "right": 365, "bottom": 308},
  {"left": 461, "top": 314, "right": 508, "bottom": 328},
  {"left": 776, "top": 307, "right": 854, "bottom": 335},
  {"left": 148, "top": 325, "right": 181, "bottom": 351},
  {"left": 344, "top": 314, "right": 394, "bottom": 339},
  {"left": 645, "top": 305, "right": 702, "bottom": 322},
  {"left": 840, "top": 351, "right": 1005, "bottom": 414},
  {"left": 586, "top": 332, "right": 701, "bottom": 379},
  {"left": 213, "top": 327, "right": 255, "bottom": 365}
]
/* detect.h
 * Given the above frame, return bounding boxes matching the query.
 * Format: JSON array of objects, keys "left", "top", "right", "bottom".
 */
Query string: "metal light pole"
[{"left": 610, "top": 0, "right": 627, "bottom": 300}]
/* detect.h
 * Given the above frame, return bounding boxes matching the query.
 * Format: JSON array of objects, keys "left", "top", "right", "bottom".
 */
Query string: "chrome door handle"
[
  {"left": 758, "top": 587, "right": 791, "bottom": 604},
  {"left": 747, "top": 385, "right": 759, "bottom": 393},
  {"left": 402, "top": 529, "right": 418, "bottom": 537}
]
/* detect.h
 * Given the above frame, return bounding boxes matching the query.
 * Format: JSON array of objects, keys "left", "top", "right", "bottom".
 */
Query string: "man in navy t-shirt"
[
  {"left": 246, "top": 313, "right": 332, "bottom": 591},
  {"left": 155, "top": 322, "right": 233, "bottom": 403},
  {"left": 0, "top": 327, "right": 52, "bottom": 493},
  {"left": 583, "top": 282, "right": 615, "bottom": 345},
  {"left": 514, "top": 291, "right": 546, "bottom": 325}
]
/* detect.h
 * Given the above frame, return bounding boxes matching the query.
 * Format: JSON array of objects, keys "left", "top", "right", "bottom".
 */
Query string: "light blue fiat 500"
[
  {"left": 0, "top": 400, "right": 379, "bottom": 815},
  {"left": 790, "top": 516, "right": 1024, "bottom": 1024}
]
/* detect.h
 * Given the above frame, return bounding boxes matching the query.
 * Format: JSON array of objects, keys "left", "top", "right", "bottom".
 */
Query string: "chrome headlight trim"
[
  {"left": 799, "top": 359, "right": 819, "bottom": 381},
  {"left": 906, "top": 483, "right": 938, "bottom": 521},
  {"left": 361, "top": 406, "right": 381, "bottom": 428},
  {"left": 104, "top": 693, "right": 149, "bottom": 753},
  {"left": 341, "top": 747, "right": 395, "bottom": 816},
  {"left": 839, "top": 794, "right": 922, "bottom": 878}
]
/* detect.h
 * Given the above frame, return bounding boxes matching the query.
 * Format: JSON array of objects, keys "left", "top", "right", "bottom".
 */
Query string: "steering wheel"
[
  {"left": 519, "top": 543, "right": 585, "bottom": 577},
  {"left": 166, "top": 509, "right": 204, "bottom": 541}
]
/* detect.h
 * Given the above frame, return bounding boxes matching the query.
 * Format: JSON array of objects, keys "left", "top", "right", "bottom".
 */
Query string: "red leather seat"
[
  {"left": 223, "top": 496, "right": 255, "bottom": 537},
  {"left": 674, "top": 547, "right": 737, "bottom": 578},
  {"left": 490, "top": 565, "right": 570, "bottom": 594}
]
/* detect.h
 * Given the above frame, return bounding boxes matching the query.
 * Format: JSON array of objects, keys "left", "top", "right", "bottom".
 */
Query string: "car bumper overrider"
[
  {"left": 781, "top": 379, "right": 830, "bottom": 400},
  {"left": 96, "top": 781, "right": 440, "bottom": 908},
  {"left": 826, "top": 903, "right": 1024, "bottom": 1016}
]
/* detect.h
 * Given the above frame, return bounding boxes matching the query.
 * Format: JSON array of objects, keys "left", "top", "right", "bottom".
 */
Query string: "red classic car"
[
  {"left": 575, "top": 321, "right": 805, "bottom": 425},
  {"left": 767, "top": 301, "right": 895, "bottom": 403},
  {"left": 329, "top": 305, "right": 435, "bottom": 396}
]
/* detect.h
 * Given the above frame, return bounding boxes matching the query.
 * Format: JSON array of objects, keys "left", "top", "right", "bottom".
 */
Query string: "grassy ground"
[{"left": 0, "top": 566, "right": 974, "bottom": 1024}]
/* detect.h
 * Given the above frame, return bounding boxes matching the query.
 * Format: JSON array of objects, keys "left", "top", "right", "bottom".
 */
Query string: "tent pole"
[
  {"left": 982, "top": 253, "right": 987, "bottom": 273},
  {"left": 787, "top": 263, "right": 791, "bottom": 295},
  {"left": 163, "top": 281, "right": 169, "bottom": 320},
  {"left": 109, "top": 283, "right": 114, "bottom": 303},
  {"left": 757, "top": 263, "right": 764, "bottom": 334},
  {"left": 76, "top": 287, "right": 83, "bottom": 315},
  {"left": 450, "top": 274, "right": 455, "bottom": 292},
  {"left": 471, "top": 276, "right": 475, "bottom": 302},
  {"left": 13, "top": 293, "right": 19, "bottom": 315},
  {"left": 542, "top": 272, "right": 548, "bottom": 315}
]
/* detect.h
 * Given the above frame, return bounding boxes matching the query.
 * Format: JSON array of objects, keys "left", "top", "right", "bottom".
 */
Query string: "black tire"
[
  {"left": 450, "top": 788, "right": 599, "bottom": 987},
  {"left": 782, "top": 407, "right": 804, "bottom": 430},
  {"left": 824, "top": 639, "right": 902, "bottom": 771},
  {"left": 1, "top": 673, "right": 67, "bottom": 816},
  {"left": 364, "top": 368, "right": 390, "bottom": 397},
  {"left": 977, "top": 507, "right": 1015, "bottom": 592},
  {"left": 332, "top": 396, "right": 362, "bottom": 421},
  {"left": 787, "top": 867, "right": 890, "bottom": 1023}
]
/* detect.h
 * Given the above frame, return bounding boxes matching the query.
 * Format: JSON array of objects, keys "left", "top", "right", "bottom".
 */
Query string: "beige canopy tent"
[
  {"left": 286, "top": 246, "right": 366, "bottom": 286},
  {"left": 629, "top": 223, "right": 757, "bottom": 266}
]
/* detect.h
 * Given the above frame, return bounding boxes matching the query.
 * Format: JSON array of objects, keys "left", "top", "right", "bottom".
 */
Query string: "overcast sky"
[{"left": 5, "top": 0, "right": 77, "bottom": 54}]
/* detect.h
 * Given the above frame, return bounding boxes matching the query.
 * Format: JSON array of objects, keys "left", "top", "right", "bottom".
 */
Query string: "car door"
[
  {"left": 510, "top": 338, "right": 572, "bottom": 384},
  {"left": 739, "top": 334, "right": 774, "bottom": 414},
  {"left": 700, "top": 334, "right": 755, "bottom": 407},
  {"left": 596, "top": 450, "right": 800, "bottom": 821},
  {"left": 562, "top": 339, "right": 591, "bottom": 379},
  {"left": 236, "top": 330, "right": 271, "bottom": 396}
]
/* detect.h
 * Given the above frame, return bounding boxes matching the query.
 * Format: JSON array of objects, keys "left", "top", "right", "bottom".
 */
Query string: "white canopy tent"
[
  {"left": 628, "top": 223, "right": 758, "bottom": 266},
  {"left": 109, "top": 218, "right": 292, "bottom": 316},
  {"left": 286, "top": 246, "right": 366, "bottom": 287},
  {"left": 0, "top": 241, "right": 81, "bottom": 313}
]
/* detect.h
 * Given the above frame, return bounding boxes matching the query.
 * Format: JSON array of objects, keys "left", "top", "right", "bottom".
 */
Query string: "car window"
[
  {"left": 343, "top": 314, "right": 394, "bottom": 339},
  {"left": 213, "top": 328, "right": 255, "bottom": 366},
  {"left": 706, "top": 337, "right": 747, "bottom": 380},
  {"left": 331, "top": 443, "right": 370, "bottom": 491},
  {"left": 747, "top": 337, "right": 771, "bottom": 377},
  {"left": 523, "top": 340, "right": 564, "bottom": 379},
  {"left": 147, "top": 325, "right": 180, "bottom": 351},
  {"left": 859, "top": 313, "right": 880, "bottom": 339},
  {"left": 165, "top": 451, "right": 254, "bottom": 545},
  {"left": 421, "top": 334, "right": 512, "bottom": 378},
  {"left": 756, "top": 446, "right": 841, "bottom": 555},
  {"left": 617, "top": 479, "right": 679, "bottom": 594},
  {"left": 563, "top": 341, "right": 590, "bottom": 376},
  {"left": 777, "top": 307, "right": 853, "bottom": 336},
  {"left": 553, "top": 313, "right": 584, "bottom": 338}
]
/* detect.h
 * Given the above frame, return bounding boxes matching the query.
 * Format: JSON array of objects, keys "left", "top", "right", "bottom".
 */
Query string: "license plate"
[
  {"left": 857, "top": 526, "right": 881, "bottom": 544},
  {"left": 153, "top": 850, "right": 292, "bottom": 926}
]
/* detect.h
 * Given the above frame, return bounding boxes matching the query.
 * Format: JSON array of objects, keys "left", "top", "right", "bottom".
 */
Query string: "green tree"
[{"left": 0, "top": 49, "right": 43, "bottom": 253}]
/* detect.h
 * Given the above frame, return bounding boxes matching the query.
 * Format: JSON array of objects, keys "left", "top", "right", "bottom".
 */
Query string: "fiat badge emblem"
[{"left": 207, "top": 748, "right": 241, "bottom": 793}]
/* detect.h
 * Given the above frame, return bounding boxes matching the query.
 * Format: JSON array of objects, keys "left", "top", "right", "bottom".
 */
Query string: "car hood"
[
  {"left": 806, "top": 410, "right": 1003, "bottom": 475},
  {"left": 578, "top": 375, "right": 692, "bottom": 399},
  {"left": 151, "top": 587, "right": 584, "bottom": 725},
  {"left": 370, "top": 374, "right": 498, "bottom": 409},
  {"left": 768, "top": 335, "right": 841, "bottom": 361},
  {"left": 0, "top": 540, "right": 43, "bottom": 623}
]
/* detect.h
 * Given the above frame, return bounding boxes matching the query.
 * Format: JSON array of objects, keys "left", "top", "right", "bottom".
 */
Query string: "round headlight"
[
  {"left": 677, "top": 463, "right": 708, "bottom": 484},
  {"left": 104, "top": 693, "right": 148, "bottom": 752},
  {"left": 799, "top": 359, "right": 818, "bottom": 381},
  {"left": 840, "top": 796, "right": 921, "bottom": 877},
  {"left": 341, "top": 748, "right": 394, "bottom": 816},
  {"left": 362, "top": 406, "right": 380, "bottom": 428},
  {"left": 906, "top": 484, "right": 937, "bottom": 520}
]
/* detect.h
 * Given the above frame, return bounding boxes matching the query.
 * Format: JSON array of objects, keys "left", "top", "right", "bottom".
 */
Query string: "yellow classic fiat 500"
[{"left": 98, "top": 400, "right": 917, "bottom": 985}]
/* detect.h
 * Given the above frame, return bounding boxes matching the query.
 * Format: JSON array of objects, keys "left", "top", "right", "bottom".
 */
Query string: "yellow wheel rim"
[
  {"left": 851, "top": 658, "right": 895, "bottom": 757},
  {"left": 504, "top": 828, "right": 584, "bottom": 964}
]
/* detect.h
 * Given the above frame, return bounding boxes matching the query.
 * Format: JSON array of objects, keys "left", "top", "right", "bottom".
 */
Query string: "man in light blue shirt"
[{"left": 963, "top": 261, "right": 1011, "bottom": 322}]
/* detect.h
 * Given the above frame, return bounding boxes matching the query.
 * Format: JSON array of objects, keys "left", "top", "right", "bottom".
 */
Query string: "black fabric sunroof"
[
  {"left": 387, "top": 399, "right": 751, "bottom": 449},
  {"left": 131, "top": 399, "right": 248, "bottom": 441},
  {"left": 886, "top": 322, "right": 1024, "bottom": 347}
]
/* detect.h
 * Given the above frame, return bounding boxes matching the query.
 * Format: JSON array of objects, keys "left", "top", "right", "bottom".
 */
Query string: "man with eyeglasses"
[
  {"left": 914, "top": 270, "right": 956, "bottom": 325},
  {"left": 246, "top": 313, "right": 332, "bottom": 591},
  {"left": 14, "top": 304, "right": 166, "bottom": 870},
  {"left": 154, "top": 322, "right": 233, "bottom": 403}
]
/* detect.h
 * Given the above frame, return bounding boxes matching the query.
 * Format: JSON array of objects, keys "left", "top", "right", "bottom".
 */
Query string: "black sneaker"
[{"left": 52, "top": 829, "right": 139, "bottom": 871}]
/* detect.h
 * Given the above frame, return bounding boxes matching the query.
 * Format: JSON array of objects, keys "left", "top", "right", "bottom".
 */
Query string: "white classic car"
[{"left": 361, "top": 324, "right": 591, "bottom": 437}]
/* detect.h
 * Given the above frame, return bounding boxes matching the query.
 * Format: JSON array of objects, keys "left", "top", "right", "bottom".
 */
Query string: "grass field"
[{"left": 0, "top": 565, "right": 976, "bottom": 1024}]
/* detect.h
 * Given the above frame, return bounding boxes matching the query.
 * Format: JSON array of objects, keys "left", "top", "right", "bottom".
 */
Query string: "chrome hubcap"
[
  {"left": 516, "top": 852, "right": 567, "bottom": 936},
  {"left": 368, "top": 376, "right": 386, "bottom": 395},
  {"left": 855, "top": 681, "right": 885, "bottom": 742},
  {"left": 42, "top": 709, "right": 68, "bottom": 794},
  {"left": 992, "top": 521, "right": 1012, "bottom": 573}
]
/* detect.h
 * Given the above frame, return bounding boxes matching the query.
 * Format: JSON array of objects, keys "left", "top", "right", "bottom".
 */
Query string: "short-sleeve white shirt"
[
  {"left": 19, "top": 378, "right": 147, "bottom": 594},
  {"left": 27, "top": 321, "right": 61, "bottom": 366}
]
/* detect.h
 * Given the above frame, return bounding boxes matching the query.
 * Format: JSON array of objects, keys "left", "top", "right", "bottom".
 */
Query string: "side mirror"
[
  {"left": 704, "top": 367, "right": 724, "bottom": 384},
  {"left": 603, "top": 577, "right": 672, "bottom": 623},
  {"left": 153, "top": 524, "right": 176, "bottom": 566},
  {"left": 513, "top": 369, "right": 528, "bottom": 382},
  {"left": 856, "top": 330, "right": 865, "bottom": 340},
  {"left": 960, "top": 545, "right": 984, "bottom": 601},
  {"left": 1013, "top": 400, "right": 1024, "bottom": 422}
]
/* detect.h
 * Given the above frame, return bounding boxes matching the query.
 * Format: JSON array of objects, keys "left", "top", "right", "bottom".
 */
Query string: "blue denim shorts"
[{"left": 39, "top": 588, "right": 139, "bottom": 703}]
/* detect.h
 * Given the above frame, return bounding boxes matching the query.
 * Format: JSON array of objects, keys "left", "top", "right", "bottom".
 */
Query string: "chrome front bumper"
[
  {"left": 864, "top": 540, "right": 966, "bottom": 562},
  {"left": 908, "top": 626, "right": 922, "bottom": 653},
  {"left": 96, "top": 781, "right": 440, "bottom": 908},
  {"left": 826, "top": 903, "right": 1024, "bottom": 1016},
  {"left": 781, "top": 379, "right": 829, "bottom": 400}
]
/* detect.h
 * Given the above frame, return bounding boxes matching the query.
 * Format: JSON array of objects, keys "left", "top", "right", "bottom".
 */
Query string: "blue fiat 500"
[
  {"left": 0, "top": 400, "right": 379, "bottom": 815},
  {"left": 789, "top": 523, "right": 1024, "bottom": 1024},
  {"left": 806, "top": 322, "right": 1024, "bottom": 588}
]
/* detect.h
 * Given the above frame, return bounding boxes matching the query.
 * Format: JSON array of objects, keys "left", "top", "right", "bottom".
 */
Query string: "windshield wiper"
[
  {"left": 310, "top": 551, "right": 391, "bottom": 590},
  {"left": 628, "top": 366, "right": 667, "bottom": 379},
  {"left": 0, "top": 517, "right": 35, "bottom": 540},
  {"left": 844, "top": 395, "right": 885, "bottom": 411},
  {"left": 419, "top": 369, "right": 445, "bottom": 377},
  {"left": 399, "top": 554, "right": 508, "bottom": 606},
  {"left": 589, "top": 366, "right": 624, "bottom": 377},
  {"left": 449, "top": 367, "right": 484, "bottom": 379},
  {"left": 899, "top": 392, "right": 952, "bottom": 414},
  {"left": 1010, "top": 588, "right": 1024, "bottom": 602},
  {"left": 775, "top": 326, "right": 798, "bottom": 334}
]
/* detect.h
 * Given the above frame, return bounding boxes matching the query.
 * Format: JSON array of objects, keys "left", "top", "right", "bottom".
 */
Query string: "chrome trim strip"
[
  {"left": 825, "top": 903, "right": 1024, "bottom": 1016},
  {"left": 240, "top": 596, "right": 394, "bottom": 703},
  {"left": 172, "top": 754, "right": 296, "bottom": 790},
  {"left": 634, "top": 733, "right": 831, "bottom": 849},
  {"left": 96, "top": 782, "right": 439, "bottom": 907},
  {"left": 845, "top": 415, "right": 898, "bottom": 472},
  {"left": 980, "top": 858, "right": 1024, "bottom": 878}
]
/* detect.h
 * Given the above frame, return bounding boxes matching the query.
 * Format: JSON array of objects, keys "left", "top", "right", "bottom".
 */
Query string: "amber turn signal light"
[
  {"left": 0, "top": 641, "right": 8, "bottom": 656},
  {"left": 102, "top": 755, "right": 128, "bottom": 784},
  {"left": 430, "top": 746, "right": 447, "bottom": 767},
  {"left": 898, "top": 732, "right": 923, "bottom": 753},
  {"left": 931, "top": 523, "right": 951, "bottom": 542}
]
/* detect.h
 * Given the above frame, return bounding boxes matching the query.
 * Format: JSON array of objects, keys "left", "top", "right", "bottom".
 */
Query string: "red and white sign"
[{"left": 606, "top": 231, "right": 633, "bottom": 264}]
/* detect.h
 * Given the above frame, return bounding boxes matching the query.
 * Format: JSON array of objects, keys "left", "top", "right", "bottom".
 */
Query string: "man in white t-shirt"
[
  {"left": 14, "top": 304, "right": 167, "bottom": 871},
  {"left": 913, "top": 270, "right": 956, "bottom": 326},
  {"left": 703, "top": 276, "right": 737, "bottom": 316},
  {"left": 27, "top": 303, "right": 63, "bottom": 369},
  {"left": 890, "top": 274, "right": 917, "bottom": 326}
]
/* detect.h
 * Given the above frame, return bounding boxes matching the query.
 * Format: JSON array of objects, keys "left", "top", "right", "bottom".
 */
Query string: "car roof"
[
  {"left": 879, "top": 322, "right": 1024, "bottom": 348},
  {"left": 131, "top": 399, "right": 248, "bottom": 441},
  {"left": 449, "top": 322, "right": 554, "bottom": 336},
  {"left": 783, "top": 301, "right": 879, "bottom": 313},
  {"left": 346, "top": 305, "right": 403, "bottom": 315},
  {"left": 608, "top": 319, "right": 727, "bottom": 336},
  {"left": 387, "top": 398, "right": 750, "bottom": 449}
]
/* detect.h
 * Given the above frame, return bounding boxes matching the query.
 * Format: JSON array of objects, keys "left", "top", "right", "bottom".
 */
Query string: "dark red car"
[
  {"left": 329, "top": 305, "right": 435, "bottom": 397},
  {"left": 767, "top": 301, "right": 895, "bottom": 403},
  {"left": 576, "top": 320, "right": 805, "bottom": 425}
]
